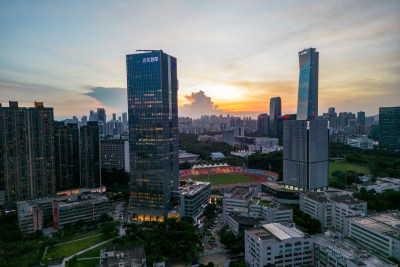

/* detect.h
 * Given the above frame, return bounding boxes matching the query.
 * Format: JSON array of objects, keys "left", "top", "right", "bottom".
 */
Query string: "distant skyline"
[{"left": 1, "top": 0, "right": 399, "bottom": 120}]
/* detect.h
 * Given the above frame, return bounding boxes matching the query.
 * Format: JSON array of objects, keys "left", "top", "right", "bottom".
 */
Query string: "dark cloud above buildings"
[
  {"left": 180, "top": 90, "right": 222, "bottom": 118},
  {"left": 83, "top": 87, "right": 127, "bottom": 108}
]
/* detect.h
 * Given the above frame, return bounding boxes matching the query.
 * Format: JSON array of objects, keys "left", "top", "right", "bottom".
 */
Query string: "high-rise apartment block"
[
  {"left": 80, "top": 121, "right": 101, "bottom": 188},
  {"left": 127, "top": 50, "right": 179, "bottom": 221},
  {"left": 122, "top": 112, "right": 128, "bottom": 124},
  {"left": 379, "top": 106, "right": 400, "bottom": 151},
  {"left": 54, "top": 122, "right": 81, "bottom": 190},
  {"left": 97, "top": 108, "right": 106, "bottom": 136},
  {"left": 257, "top": 113, "right": 269, "bottom": 136},
  {"left": 269, "top": 97, "right": 281, "bottom": 137},
  {"left": 0, "top": 101, "right": 56, "bottom": 203},
  {"left": 297, "top": 48, "right": 319, "bottom": 120},
  {"left": 100, "top": 139, "right": 130, "bottom": 172},
  {"left": 357, "top": 111, "right": 365, "bottom": 126}
]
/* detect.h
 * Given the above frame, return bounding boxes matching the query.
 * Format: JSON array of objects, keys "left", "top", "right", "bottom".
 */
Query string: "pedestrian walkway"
[{"left": 65, "top": 239, "right": 113, "bottom": 261}]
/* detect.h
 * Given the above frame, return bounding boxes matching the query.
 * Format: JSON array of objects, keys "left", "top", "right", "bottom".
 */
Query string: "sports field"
[{"left": 191, "top": 173, "right": 255, "bottom": 185}]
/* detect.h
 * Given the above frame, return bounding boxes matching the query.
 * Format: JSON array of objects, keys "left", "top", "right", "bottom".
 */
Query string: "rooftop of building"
[
  {"left": 313, "top": 235, "right": 397, "bottom": 267},
  {"left": 228, "top": 186, "right": 253, "bottom": 200},
  {"left": 378, "top": 177, "right": 400, "bottom": 184},
  {"left": 58, "top": 193, "right": 108, "bottom": 208},
  {"left": 229, "top": 215, "right": 260, "bottom": 226},
  {"left": 348, "top": 212, "right": 400, "bottom": 237},
  {"left": 263, "top": 223, "right": 305, "bottom": 241},
  {"left": 247, "top": 223, "right": 306, "bottom": 242},
  {"left": 101, "top": 246, "right": 146, "bottom": 267},
  {"left": 268, "top": 200, "right": 292, "bottom": 211},
  {"left": 330, "top": 195, "right": 366, "bottom": 206},
  {"left": 210, "top": 152, "right": 225, "bottom": 159},
  {"left": 262, "top": 182, "right": 299, "bottom": 192},
  {"left": 179, "top": 152, "right": 200, "bottom": 159},
  {"left": 304, "top": 193, "right": 330, "bottom": 203},
  {"left": 179, "top": 181, "right": 210, "bottom": 196},
  {"left": 247, "top": 227, "right": 272, "bottom": 240}
]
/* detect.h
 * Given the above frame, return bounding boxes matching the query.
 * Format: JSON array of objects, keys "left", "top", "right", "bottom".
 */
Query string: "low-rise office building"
[
  {"left": 299, "top": 192, "right": 366, "bottom": 231},
  {"left": 176, "top": 181, "right": 211, "bottom": 221},
  {"left": 55, "top": 194, "right": 109, "bottom": 228},
  {"left": 366, "top": 177, "right": 400, "bottom": 193},
  {"left": 16, "top": 195, "right": 70, "bottom": 234},
  {"left": 223, "top": 186, "right": 258, "bottom": 220},
  {"left": 223, "top": 186, "right": 293, "bottom": 233},
  {"left": 248, "top": 200, "right": 293, "bottom": 224},
  {"left": 314, "top": 235, "right": 397, "bottom": 267},
  {"left": 16, "top": 189, "right": 108, "bottom": 233},
  {"left": 178, "top": 152, "right": 200, "bottom": 164},
  {"left": 346, "top": 135, "right": 374, "bottom": 150},
  {"left": 17, "top": 202, "right": 44, "bottom": 234},
  {"left": 245, "top": 223, "right": 313, "bottom": 267},
  {"left": 343, "top": 212, "right": 400, "bottom": 260}
]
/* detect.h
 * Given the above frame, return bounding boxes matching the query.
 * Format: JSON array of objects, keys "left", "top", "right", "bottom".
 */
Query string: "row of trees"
[
  {"left": 330, "top": 143, "right": 400, "bottom": 178},
  {"left": 0, "top": 211, "right": 118, "bottom": 266},
  {"left": 218, "top": 227, "right": 244, "bottom": 255},
  {"left": 330, "top": 170, "right": 364, "bottom": 188},
  {"left": 291, "top": 205, "right": 321, "bottom": 235},
  {"left": 119, "top": 218, "right": 203, "bottom": 266},
  {"left": 355, "top": 187, "right": 400, "bottom": 212}
]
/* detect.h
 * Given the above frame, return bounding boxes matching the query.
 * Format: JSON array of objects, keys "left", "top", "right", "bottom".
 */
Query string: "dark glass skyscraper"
[
  {"left": 127, "top": 50, "right": 179, "bottom": 222},
  {"left": 283, "top": 47, "right": 328, "bottom": 191},
  {"left": 269, "top": 97, "right": 281, "bottom": 137},
  {"left": 257, "top": 113, "right": 269, "bottom": 136},
  {"left": 283, "top": 120, "right": 329, "bottom": 190},
  {"left": 357, "top": 111, "right": 365, "bottom": 126},
  {"left": 297, "top": 48, "right": 319, "bottom": 120},
  {"left": 379, "top": 107, "right": 400, "bottom": 151}
]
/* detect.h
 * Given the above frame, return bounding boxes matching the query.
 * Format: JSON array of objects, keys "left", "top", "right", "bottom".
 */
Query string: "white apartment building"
[
  {"left": 343, "top": 212, "right": 400, "bottom": 261},
  {"left": 245, "top": 223, "right": 313, "bottom": 267},
  {"left": 314, "top": 235, "right": 397, "bottom": 267},
  {"left": 299, "top": 192, "right": 366, "bottom": 231}
]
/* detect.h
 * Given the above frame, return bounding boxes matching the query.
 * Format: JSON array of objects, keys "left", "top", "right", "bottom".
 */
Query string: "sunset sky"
[{"left": 0, "top": 0, "right": 399, "bottom": 120}]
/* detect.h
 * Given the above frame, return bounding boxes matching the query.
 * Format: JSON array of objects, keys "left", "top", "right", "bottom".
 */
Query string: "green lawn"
[
  {"left": 191, "top": 174, "right": 255, "bottom": 185},
  {"left": 67, "top": 258, "right": 100, "bottom": 267},
  {"left": 329, "top": 162, "right": 370, "bottom": 177},
  {"left": 329, "top": 162, "right": 371, "bottom": 185},
  {"left": 68, "top": 230, "right": 102, "bottom": 242},
  {"left": 77, "top": 240, "right": 114, "bottom": 259},
  {"left": 47, "top": 234, "right": 109, "bottom": 258}
]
